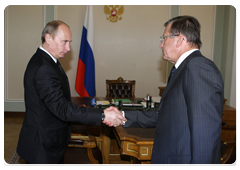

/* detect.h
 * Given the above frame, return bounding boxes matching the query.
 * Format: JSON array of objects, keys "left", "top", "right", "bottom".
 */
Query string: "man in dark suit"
[
  {"left": 108, "top": 16, "right": 224, "bottom": 164},
  {"left": 17, "top": 20, "right": 126, "bottom": 164}
]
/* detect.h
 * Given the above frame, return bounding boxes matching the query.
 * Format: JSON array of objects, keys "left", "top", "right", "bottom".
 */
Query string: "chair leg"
[
  {"left": 87, "top": 148, "right": 98, "bottom": 164},
  {"left": 221, "top": 141, "right": 236, "bottom": 164},
  {"left": 221, "top": 147, "right": 233, "bottom": 164}
]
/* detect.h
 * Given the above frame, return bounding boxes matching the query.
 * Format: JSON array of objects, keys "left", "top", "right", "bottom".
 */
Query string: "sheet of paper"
[
  {"left": 96, "top": 100, "right": 110, "bottom": 105},
  {"left": 144, "top": 97, "right": 161, "bottom": 103},
  {"left": 151, "top": 97, "right": 161, "bottom": 103}
]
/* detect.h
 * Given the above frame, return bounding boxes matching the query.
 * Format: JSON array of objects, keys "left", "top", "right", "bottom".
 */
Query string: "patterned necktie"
[{"left": 168, "top": 66, "right": 177, "bottom": 83}]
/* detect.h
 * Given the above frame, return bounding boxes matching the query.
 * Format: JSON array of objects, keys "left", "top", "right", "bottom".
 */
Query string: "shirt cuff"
[{"left": 122, "top": 111, "right": 125, "bottom": 125}]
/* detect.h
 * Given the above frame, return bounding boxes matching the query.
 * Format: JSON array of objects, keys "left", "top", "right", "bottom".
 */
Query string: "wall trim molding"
[{"left": 4, "top": 101, "right": 25, "bottom": 112}]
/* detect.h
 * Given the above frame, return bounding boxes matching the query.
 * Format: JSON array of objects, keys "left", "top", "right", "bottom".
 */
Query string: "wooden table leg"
[{"left": 101, "top": 125, "right": 110, "bottom": 164}]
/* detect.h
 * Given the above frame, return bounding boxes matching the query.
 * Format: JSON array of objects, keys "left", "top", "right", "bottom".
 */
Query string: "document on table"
[
  {"left": 151, "top": 97, "right": 161, "bottom": 103},
  {"left": 144, "top": 97, "right": 161, "bottom": 103},
  {"left": 96, "top": 100, "right": 110, "bottom": 105}
]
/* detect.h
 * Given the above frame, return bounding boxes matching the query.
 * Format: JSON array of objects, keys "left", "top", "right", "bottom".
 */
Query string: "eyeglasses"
[{"left": 160, "top": 34, "right": 180, "bottom": 43}]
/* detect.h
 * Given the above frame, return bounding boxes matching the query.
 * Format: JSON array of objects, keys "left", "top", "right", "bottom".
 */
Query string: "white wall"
[
  {"left": 229, "top": 34, "right": 236, "bottom": 107},
  {"left": 56, "top": 5, "right": 170, "bottom": 98},
  {"left": 180, "top": 5, "right": 215, "bottom": 60},
  {"left": 5, "top": 5, "right": 229, "bottom": 111},
  {"left": 5, "top": 6, "right": 44, "bottom": 101}
]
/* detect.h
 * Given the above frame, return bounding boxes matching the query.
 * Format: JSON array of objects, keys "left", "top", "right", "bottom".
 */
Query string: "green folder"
[{"left": 112, "top": 99, "right": 131, "bottom": 103}]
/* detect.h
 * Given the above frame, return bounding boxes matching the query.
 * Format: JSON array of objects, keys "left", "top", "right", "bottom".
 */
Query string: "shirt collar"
[
  {"left": 39, "top": 46, "right": 57, "bottom": 63},
  {"left": 175, "top": 49, "right": 199, "bottom": 69}
]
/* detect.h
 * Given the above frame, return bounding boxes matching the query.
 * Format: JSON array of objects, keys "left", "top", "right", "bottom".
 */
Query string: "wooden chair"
[
  {"left": 158, "top": 87, "right": 165, "bottom": 96},
  {"left": 106, "top": 76, "right": 135, "bottom": 98},
  {"left": 64, "top": 124, "right": 103, "bottom": 164}
]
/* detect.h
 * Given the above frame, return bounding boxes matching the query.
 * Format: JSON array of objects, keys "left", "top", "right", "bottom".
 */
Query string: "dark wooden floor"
[
  {"left": 4, "top": 112, "right": 25, "bottom": 162},
  {"left": 4, "top": 112, "right": 236, "bottom": 164},
  {"left": 4, "top": 112, "right": 131, "bottom": 164}
]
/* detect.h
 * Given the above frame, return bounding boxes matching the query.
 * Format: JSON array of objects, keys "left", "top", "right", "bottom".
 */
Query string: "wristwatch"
[{"left": 101, "top": 110, "right": 105, "bottom": 121}]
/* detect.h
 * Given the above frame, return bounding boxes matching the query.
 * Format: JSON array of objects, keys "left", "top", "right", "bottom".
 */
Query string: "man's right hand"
[{"left": 102, "top": 106, "right": 127, "bottom": 127}]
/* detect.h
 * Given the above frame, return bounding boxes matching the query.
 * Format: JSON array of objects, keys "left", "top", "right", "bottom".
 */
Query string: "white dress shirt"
[
  {"left": 39, "top": 46, "right": 57, "bottom": 63},
  {"left": 175, "top": 49, "right": 199, "bottom": 69}
]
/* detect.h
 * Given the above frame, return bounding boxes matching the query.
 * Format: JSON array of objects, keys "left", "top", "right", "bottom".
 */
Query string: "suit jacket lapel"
[
  {"left": 37, "top": 48, "right": 71, "bottom": 100},
  {"left": 37, "top": 48, "right": 67, "bottom": 82},
  {"left": 160, "top": 50, "right": 203, "bottom": 102}
]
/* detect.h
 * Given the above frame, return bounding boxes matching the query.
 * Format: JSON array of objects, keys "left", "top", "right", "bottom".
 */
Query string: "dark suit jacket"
[
  {"left": 123, "top": 51, "right": 224, "bottom": 164},
  {"left": 17, "top": 48, "right": 102, "bottom": 164}
]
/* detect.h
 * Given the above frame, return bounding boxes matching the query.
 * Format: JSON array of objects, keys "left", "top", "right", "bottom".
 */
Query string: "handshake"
[{"left": 102, "top": 106, "right": 127, "bottom": 127}]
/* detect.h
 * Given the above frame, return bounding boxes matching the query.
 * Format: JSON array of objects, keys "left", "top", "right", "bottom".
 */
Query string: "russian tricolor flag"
[{"left": 75, "top": 5, "right": 95, "bottom": 97}]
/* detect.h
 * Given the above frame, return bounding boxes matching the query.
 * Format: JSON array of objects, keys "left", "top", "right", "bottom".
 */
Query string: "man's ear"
[
  {"left": 45, "top": 33, "right": 52, "bottom": 44},
  {"left": 176, "top": 35, "right": 185, "bottom": 48}
]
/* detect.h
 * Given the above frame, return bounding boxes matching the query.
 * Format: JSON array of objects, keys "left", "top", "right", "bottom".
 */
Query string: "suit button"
[{"left": 156, "top": 130, "right": 159, "bottom": 134}]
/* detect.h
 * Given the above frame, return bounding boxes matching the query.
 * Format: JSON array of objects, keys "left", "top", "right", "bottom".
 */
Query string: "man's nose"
[
  {"left": 66, "top": 43, "right": 71, "bottom": 51},
  {"left": 160, "top": 41, "right": 164, "bottom": 49}
]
